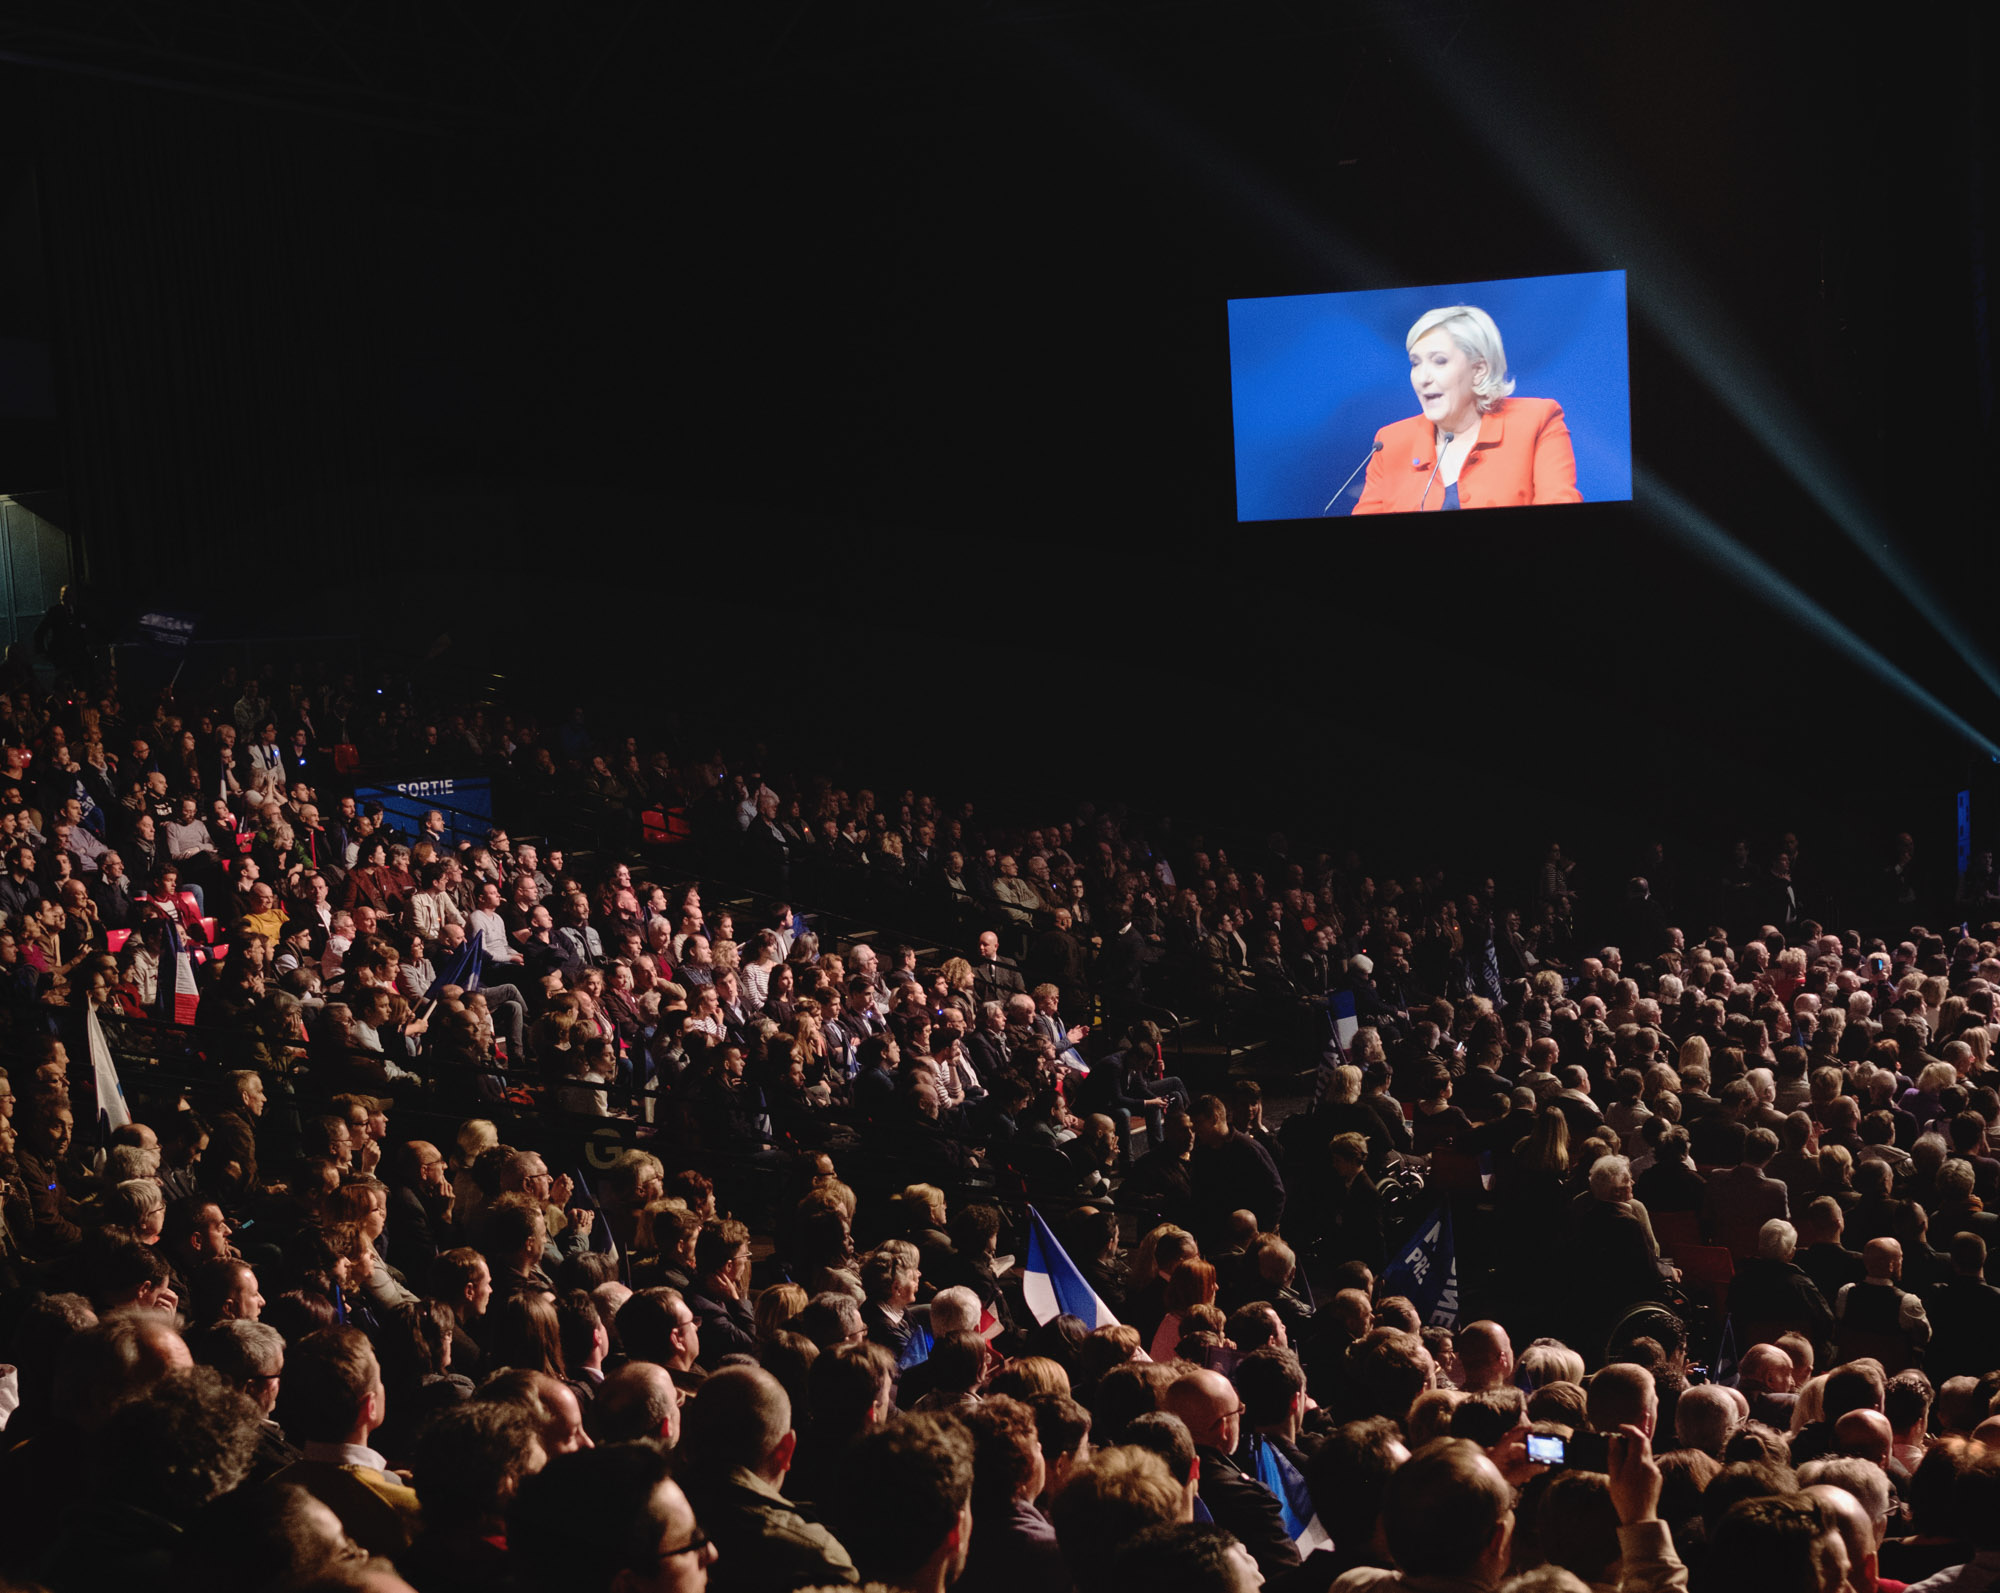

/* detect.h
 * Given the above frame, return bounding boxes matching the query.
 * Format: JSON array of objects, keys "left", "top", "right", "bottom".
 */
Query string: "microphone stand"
[
  {"left": 1418, "top": 431, "right": 1453, "bottom": 511},
  {"left": 1321, "top": 440, "right": 1384, "bottom": 515}
]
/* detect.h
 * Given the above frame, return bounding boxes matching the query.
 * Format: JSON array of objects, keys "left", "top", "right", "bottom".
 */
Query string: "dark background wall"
[{"left": 0, "top": 1, "right": 1994, "bottom": 897}]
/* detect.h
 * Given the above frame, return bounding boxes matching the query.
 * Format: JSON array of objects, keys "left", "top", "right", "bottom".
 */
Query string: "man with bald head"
[
  {"left": 1675, "top": 1384, "right": 1742, "bottom": 1457},
  {"left": 679, "top": 1364, "right": 856, "bottom": 1591},
  {"left": 1832, "top": 1410, "right": 1895, "bottom": 1471},
  {"left": 586, "top": 1360, "right": 681, "bottom": 1450},
  {"left": 1739, "top": 1343, "right": 1799, "bottom": 1429},
  {"left": 1805, "top": 1481, "right": 1887, "bottom": 1593},
  {"left": 1455, "top": 1321, "right": 1514, "bottom": 1393},
  {"left": 1164, "top": 1367, "right": 1300, "bottom": 1581},
  {"left": 1833, "top": 1239, "right": 1931, "bottom": 1371}
]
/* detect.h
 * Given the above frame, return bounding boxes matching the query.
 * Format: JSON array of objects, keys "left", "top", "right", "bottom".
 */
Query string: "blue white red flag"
[
  {"left": 87, "top": 1002, "right": 131, "bottom": 1135},
  {"left": 1313, "top": 990, "right": 1361, "bottom": 1105},
  {"left": 1022, "top": 1205, "right": 1118, "bottom": 1328},
  {"left": 157, "top": 921, "right": 200, "bottom": 1025}
]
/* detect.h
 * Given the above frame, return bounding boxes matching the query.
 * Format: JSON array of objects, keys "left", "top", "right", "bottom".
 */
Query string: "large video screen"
[{"left": 1227, "top": 270, "right": 1631, "bottom": 521}]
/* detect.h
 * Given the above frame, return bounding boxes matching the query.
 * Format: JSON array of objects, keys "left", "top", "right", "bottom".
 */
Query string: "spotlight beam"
[
  {"left": 1373, "top": 5, "right": 2000, "bottom": 704},
  {"left": 1638, "top": 463, "right": 2000, "bottom": 760}
]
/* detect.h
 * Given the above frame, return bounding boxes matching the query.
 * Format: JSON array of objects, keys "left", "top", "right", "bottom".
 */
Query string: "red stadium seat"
[
  {"left": 1651, "top": 1209, "right": 1702, "bottom": 1257},
  {"left": 1674, "top": 1243, "right": 1735, "bottom": 1314}
]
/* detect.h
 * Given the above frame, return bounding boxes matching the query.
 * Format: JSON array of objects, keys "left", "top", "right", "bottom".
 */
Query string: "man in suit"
[
  {"left": 971, "top": 930, "right": 1026, "bottom": 1004},
  {"left": 1703, "top": 1127, "right": 1791, "bottom": 1259},
  {"left": 270, "top": 1326, "right": 422, "bottom": 1558}
]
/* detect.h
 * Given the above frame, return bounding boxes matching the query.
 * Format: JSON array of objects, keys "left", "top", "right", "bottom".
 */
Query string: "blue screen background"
[{"left": 1226, "top": 270, "right": 1631, "bottom": 521}]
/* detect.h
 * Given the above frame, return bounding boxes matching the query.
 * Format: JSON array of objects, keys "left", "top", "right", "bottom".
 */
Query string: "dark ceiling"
[{"left": 0, "top": 1, "right": 1994, "bottom": 886}]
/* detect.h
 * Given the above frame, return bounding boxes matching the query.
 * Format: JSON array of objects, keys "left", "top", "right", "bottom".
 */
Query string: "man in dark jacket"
[
  {"left": 1026, "top": 912, "right": 1090, "bottom": 1013},
  {"left": 1566, "top": 1157, "right": 1669, "bottom": 1354},
  {"left": 971, "top": 930, "right": 1026, "bottom": 1005},
  {"left": 1923, "top": 1231, "right": 2000, "bottom": 1380},
  {"left": 384, "top": 1139, "right": 449, "bottom": 1277},
  {"left": 1725, "top": 1218, "right": 1836, "bottom": 1361},
  {"left": 1189, "top": 1093, "right": 1285, "bottom": 1239},
  {"left": 1163, "top": 1368, "right": 1301, "bottom": 1583},
  {"left": 684, "top": 1220, "right": 759, "bottom": 1365},
  {"left": 680, "top": 1366, "right": 858, "bottom": 1592}
]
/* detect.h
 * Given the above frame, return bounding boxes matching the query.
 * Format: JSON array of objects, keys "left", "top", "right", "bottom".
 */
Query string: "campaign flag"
[
  {"left": 157, "top": 921, "right": 200, "bottom": 1025},
  {"left": 67, "top": 775, "right": 107, "bottom": 839},
  {"left": 86, "top": 1002, "right": 131, "bottom": 1135},
  {"left": 1022, "top": 1205, "right": 1119, "bottom": 1328},
  {"left": 1251, "top": 1434, "right": 1332, "bottom": 1553},
  {"left": 1381, "top": 1203, "right": 1460, "bottom": 1329},
  {"left": 426, "top": 934, "right": 486, "bottom": 999},
  {"left": 897, "top": 1317, "right": 936, "bottom": 1372},
  {"left": 1312, "top": 989, "right": 1360, "bottom": 1105}
]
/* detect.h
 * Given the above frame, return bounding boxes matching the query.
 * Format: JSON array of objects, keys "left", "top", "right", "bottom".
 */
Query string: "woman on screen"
[{"left": 1351, "top": 304, "right": 1582, "bottom": 514}]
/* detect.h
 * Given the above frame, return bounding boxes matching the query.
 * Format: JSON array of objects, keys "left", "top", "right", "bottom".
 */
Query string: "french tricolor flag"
[
  {"left": 157, "top": 920, "right": 200, "bottom": 1025},
  {"left": 1313, "top": 989, "right": 1361, "bottom": 1106},
  {"left": 87, "top": 1001, "right": 131, "bottom": 1136},
  {"left": 1021, "top": 1205, "right": 1118, "bottom": 1329}
]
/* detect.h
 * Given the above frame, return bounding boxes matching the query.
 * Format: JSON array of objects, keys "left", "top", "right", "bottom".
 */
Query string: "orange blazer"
[{"left": 1350, "top": 396, "right": 1582, "bottom": 514}]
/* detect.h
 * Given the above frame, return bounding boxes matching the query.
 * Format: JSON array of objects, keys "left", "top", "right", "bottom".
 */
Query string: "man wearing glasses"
[
  {"left": 512, "top": 1442, "right": 720, "bottom": 1592},
  {"left": 1165, "top": 1368, "right": 1303, "bottom": 1584}
]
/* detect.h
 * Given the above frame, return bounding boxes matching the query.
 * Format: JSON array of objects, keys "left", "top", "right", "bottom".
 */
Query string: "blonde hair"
[
  {"left": 1406, "top": 304, "right": 1516, "bottom": 410},
  {"left": 755, "top": 1281, "right": 809, "bottom": 1339},
  {"left": 901, "top": 1184, "right": 947, "bottom": 1228},
  {"left": 996, "top": 1355, "right": 1071, "bottom": 1398}
]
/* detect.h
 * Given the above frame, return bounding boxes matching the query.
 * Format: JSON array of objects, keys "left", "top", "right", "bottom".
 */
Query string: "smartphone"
[
  {"left": 1526, "top": 1433, "right": 1566, "bottom": 1466},
  {"left": 1200, "top": 1344, "right": 1243, "bottom": 1378}
]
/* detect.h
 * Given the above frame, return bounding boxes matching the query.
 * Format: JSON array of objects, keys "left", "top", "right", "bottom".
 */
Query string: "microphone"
[
  {"left": 1418, "top": 431, "right": 1453, "bottom": 511},
  {"left": 1321, "top": 440, "right": 1383, "bottom": 514}
]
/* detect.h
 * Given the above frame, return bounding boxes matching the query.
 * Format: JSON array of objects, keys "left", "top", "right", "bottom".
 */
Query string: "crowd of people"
[{"left": 0, "top": 661, "right": 1998, "bottom": 1593}]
